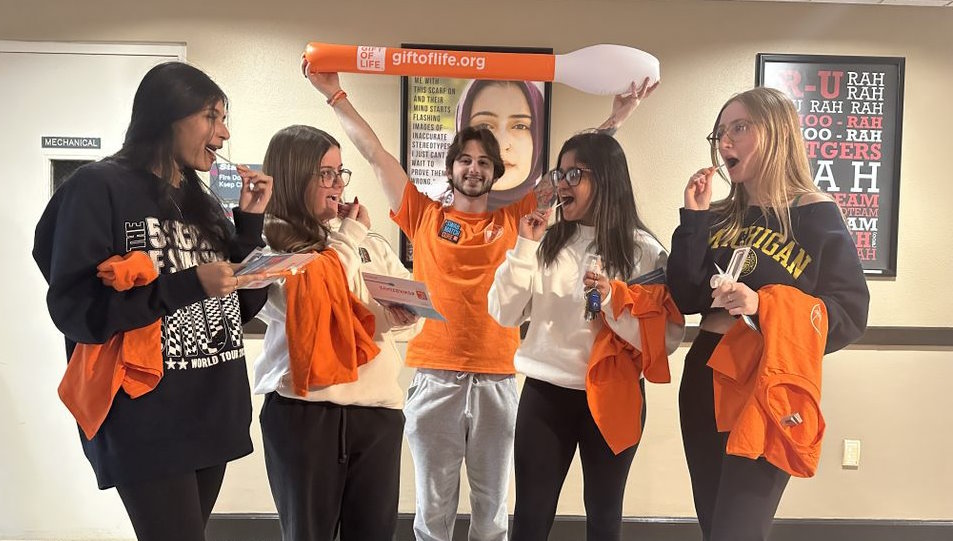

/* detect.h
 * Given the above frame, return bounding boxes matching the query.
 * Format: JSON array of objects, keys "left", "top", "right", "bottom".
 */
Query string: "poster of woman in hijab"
[{"left": 400, "top": 44, "right": 552, "bottom": 266}]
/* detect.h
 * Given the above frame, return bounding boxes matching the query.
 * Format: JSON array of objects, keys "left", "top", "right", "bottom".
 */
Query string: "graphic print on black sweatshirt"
[
  {"left": 709, "top": 223, "right": 814, "bottom": 281},
  {"left": 126, "top": 217, "right": 245, "bottom": 372}
]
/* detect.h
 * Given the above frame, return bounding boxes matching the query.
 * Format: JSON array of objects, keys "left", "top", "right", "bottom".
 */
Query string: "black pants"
[
  {"left": 511, "top": 378, "right": 643, "bottom": 541},
  {"left": 115, "top": 464, "right": 226, "bottom": 541},
  {"left": 679, "top": 330, "right": 791, "bottom": 541},
  {"left": 260, "top": 392, "right": 404, "bottom": 541}
]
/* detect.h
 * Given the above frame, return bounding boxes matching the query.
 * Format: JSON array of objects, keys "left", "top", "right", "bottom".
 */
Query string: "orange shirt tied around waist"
[
  {"left": 707, "top": 284, "right": 829, "bottom": 477},
  {"left": 284, "top": 249, "right": 380, "bottom": 397},
  {"left": 391, "top": 183, "right": 535, "bottom": 374},
  {"left": 587, "top": 282, "right": 684, "bottom": 455},
  {"left": 59, "top": 251, "right": 162, "bottom": 440}
]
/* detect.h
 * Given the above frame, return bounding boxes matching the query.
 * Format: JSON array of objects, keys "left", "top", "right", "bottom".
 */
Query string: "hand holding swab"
[
  {"left": 710, "top": 246, "right": 752, "bottom": 307},
  {"left": 212, "top": 150, "right": 259, "bottom": 192}
]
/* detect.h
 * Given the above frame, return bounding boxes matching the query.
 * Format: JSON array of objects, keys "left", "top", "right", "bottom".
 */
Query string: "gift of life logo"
[{"left": 810, "top": 303, "right": 824, "bottom": 336}]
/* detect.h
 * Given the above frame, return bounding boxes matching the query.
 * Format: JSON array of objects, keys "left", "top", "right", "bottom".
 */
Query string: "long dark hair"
[
  {"left": 539, "top": 132, "right": 655, "bottom": 279},
  {"left": 111, "top": 61, "right": 230, "bottom": 252},
  {"left": 263, "top": 125, "right": 337, "bottom": 253}
]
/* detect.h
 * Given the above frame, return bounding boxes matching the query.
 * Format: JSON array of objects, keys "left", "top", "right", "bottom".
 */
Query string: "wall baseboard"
[
  {"left": 207, "top": 513, "right": 953, "bottom": 541},
  {"left": 244, "top": 320, "right": 953, "bottom": 347}
]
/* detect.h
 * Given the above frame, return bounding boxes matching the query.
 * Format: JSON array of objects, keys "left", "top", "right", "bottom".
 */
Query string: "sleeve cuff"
[
  {"left": 337, "top": 218, "right": 370, "bottom": 243},
  {"left": 600, "top": 288, "right": 613, "bottom": 309},
  {"left": 157, "top": 267, "right": 208, "bottom": 312},
  {"left": 389, "top": 182, "right": 418, "bottom": 220},
  {"left": 679, "top": 208, "right": 710, "bottom": 229},
  {"left": 232, "top": 208, "right": 265, "bottom": 243},
  {"left": 513, "top": 236, "right": 541, "bottom": 261}
]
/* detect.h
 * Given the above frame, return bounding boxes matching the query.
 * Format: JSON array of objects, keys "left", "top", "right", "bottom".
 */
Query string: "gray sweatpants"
[{"left": 404, "top": 368, "right": 518, "bottom": 541}]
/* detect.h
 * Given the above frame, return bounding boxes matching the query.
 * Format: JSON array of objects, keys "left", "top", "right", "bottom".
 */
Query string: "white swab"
[{"left": 212, "top": 150, "right": 257, "bottom": 191}]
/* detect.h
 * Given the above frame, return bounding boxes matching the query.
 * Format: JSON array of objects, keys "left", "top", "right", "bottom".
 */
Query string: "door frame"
[{"left": 0, "top": 40, "right": 185, "bottom": 58}]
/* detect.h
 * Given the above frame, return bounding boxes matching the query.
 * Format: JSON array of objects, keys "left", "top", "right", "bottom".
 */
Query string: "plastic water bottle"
[{"left": 584, "top": 253, "right": 604, "bottom": 321}]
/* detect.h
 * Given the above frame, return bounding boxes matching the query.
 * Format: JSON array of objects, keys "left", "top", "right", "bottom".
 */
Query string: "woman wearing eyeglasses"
[
  {"left": 667, "top": 87, "right": 869, "bottom": 541},
  {"left": 252, "top": 125, "right": 417, "bottom": 541},
  {"left": 488, "top": 126, "right": 684, "bottom": 539}
]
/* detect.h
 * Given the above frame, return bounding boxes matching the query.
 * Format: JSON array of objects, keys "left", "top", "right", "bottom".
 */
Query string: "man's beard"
[{"left": 450, "top": 174, "right": 494, "bottom": 198}]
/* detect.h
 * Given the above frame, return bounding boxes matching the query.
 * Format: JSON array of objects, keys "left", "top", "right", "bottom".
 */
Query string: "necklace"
[
  {"left": 169, "top": 173, "right": 186, "bottom": 220},
  {"left": 169, "top": 197, "right": 184, "bottom": 220}
]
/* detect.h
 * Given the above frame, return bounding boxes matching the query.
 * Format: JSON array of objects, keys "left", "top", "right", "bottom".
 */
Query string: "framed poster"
[
  {"left": 756, "top": 54, "right": 904, "bottom": 276},
  {"left": 398, "top": 43, "right": 553, "bottom": 267}
]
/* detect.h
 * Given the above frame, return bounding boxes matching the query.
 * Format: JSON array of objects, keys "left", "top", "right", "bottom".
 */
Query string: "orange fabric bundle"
[
  {"left": 586, "top": 282, "right": 684, "bottom": 454},
  {"left": 284, "top": 249, "right": 380, "bottom": 397},
  {"left": 708, "top": 322, "right": 764, "bottom": 432},
  {"left": 707, "top": 284, "right": 829, "bottom": 477},
  {"left": 59, "top": 251, "right": 162, "bottom": 440}
]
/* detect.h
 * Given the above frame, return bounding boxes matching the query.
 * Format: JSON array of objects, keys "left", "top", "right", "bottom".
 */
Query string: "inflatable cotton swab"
[{"left": 303, "top": 42, "right": 660, "bottom": 96}]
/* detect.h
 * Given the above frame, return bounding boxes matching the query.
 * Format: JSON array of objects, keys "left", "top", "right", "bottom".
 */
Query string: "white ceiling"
[{"left": 738, "top": 0, "right": 953, "bottom": 6}]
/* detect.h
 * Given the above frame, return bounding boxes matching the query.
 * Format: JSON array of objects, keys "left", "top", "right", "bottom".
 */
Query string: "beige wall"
[
  {"left": 219, "top": 344, "right": 953, "bottom": 521},
  {"left": 2, "top": 0, "right": 952, "bottom": 536},
  {"left": 3, "top": 0, "right": 948, "bottom": 325}
]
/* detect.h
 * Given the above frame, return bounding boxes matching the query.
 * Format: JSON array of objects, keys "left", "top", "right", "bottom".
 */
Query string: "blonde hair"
[
  {"left": 710, "top": 87, "right": 825, "bottom": 242},
  {"left": 263, "top": 125, "right": 338, "bottom": 253}
]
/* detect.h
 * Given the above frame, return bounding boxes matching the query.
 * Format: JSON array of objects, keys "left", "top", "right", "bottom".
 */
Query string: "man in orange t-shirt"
[{"left": 310, "top": 70, "right": 531, "bottom": 541}]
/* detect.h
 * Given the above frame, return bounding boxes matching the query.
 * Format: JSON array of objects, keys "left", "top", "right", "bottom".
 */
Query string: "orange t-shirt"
[{"left": 391, "top": 182, "right": 536, "bottom": 373}]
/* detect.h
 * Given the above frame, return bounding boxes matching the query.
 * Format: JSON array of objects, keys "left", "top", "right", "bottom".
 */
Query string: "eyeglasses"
[
  {"left": 315, "top": 167, "right": 352, "bottom": 188},
  {"left": 706, "top": 120, "right": 755, "bottom": 147},
  {"left": 548, "top": 167, "right": 591, "bottom": 186}
]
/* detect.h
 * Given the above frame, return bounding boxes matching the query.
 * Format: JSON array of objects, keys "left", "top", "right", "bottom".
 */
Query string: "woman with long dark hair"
[
  {"left": 33, "top": 61, "right": 273, "bottom": 541},
  {"left": 488, "top": 132, "right": 684, "bottom": 540}
]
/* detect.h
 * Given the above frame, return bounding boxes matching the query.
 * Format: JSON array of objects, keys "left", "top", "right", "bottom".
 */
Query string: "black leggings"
[
  {"left": 679, "top": 330, "right": 790, "bottom": 541},
  {"left": 511, "top": 377, "right": 643, "bottom": 541},
  {"left": 115, "top": 464, "right": 227, "bottom": 541}
]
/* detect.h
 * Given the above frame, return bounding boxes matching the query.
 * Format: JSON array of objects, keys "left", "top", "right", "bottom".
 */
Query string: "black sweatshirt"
[
  {"left": 33, "top": 160, "right": 267, "bottom": 489},
  {"left": 667, "top": 202, "right": 869, "bottom": 353}
]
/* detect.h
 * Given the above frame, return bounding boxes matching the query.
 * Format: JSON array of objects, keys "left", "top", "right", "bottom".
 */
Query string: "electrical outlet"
[{"left": 842, "top": 439, "right": 861, "bottom": 468}]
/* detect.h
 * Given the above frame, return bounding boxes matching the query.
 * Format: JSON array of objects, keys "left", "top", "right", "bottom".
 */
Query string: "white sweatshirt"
[
  {"left": 253, "top": 218, "right": 415, "bottom": 408},
  {"left": 488, "top": 225, "right": 685, "bottom": 390}
]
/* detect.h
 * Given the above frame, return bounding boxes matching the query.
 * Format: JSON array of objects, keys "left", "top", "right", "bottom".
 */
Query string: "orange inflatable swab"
[{"left": 304, "top": 42, "right": 660, "bottom": 96}]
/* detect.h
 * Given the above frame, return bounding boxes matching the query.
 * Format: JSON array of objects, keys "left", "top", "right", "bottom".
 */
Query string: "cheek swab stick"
[
  {"left": 212, "top": 150, "right": 258, "bottom": 191},
  {"left": 212, "top": 149, "right": 235, "bottom": 165}
]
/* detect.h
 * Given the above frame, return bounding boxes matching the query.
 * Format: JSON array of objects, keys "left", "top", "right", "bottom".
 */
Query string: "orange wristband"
[{"left": 327, "top": 89, "right": 347, "bottom": 107}]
